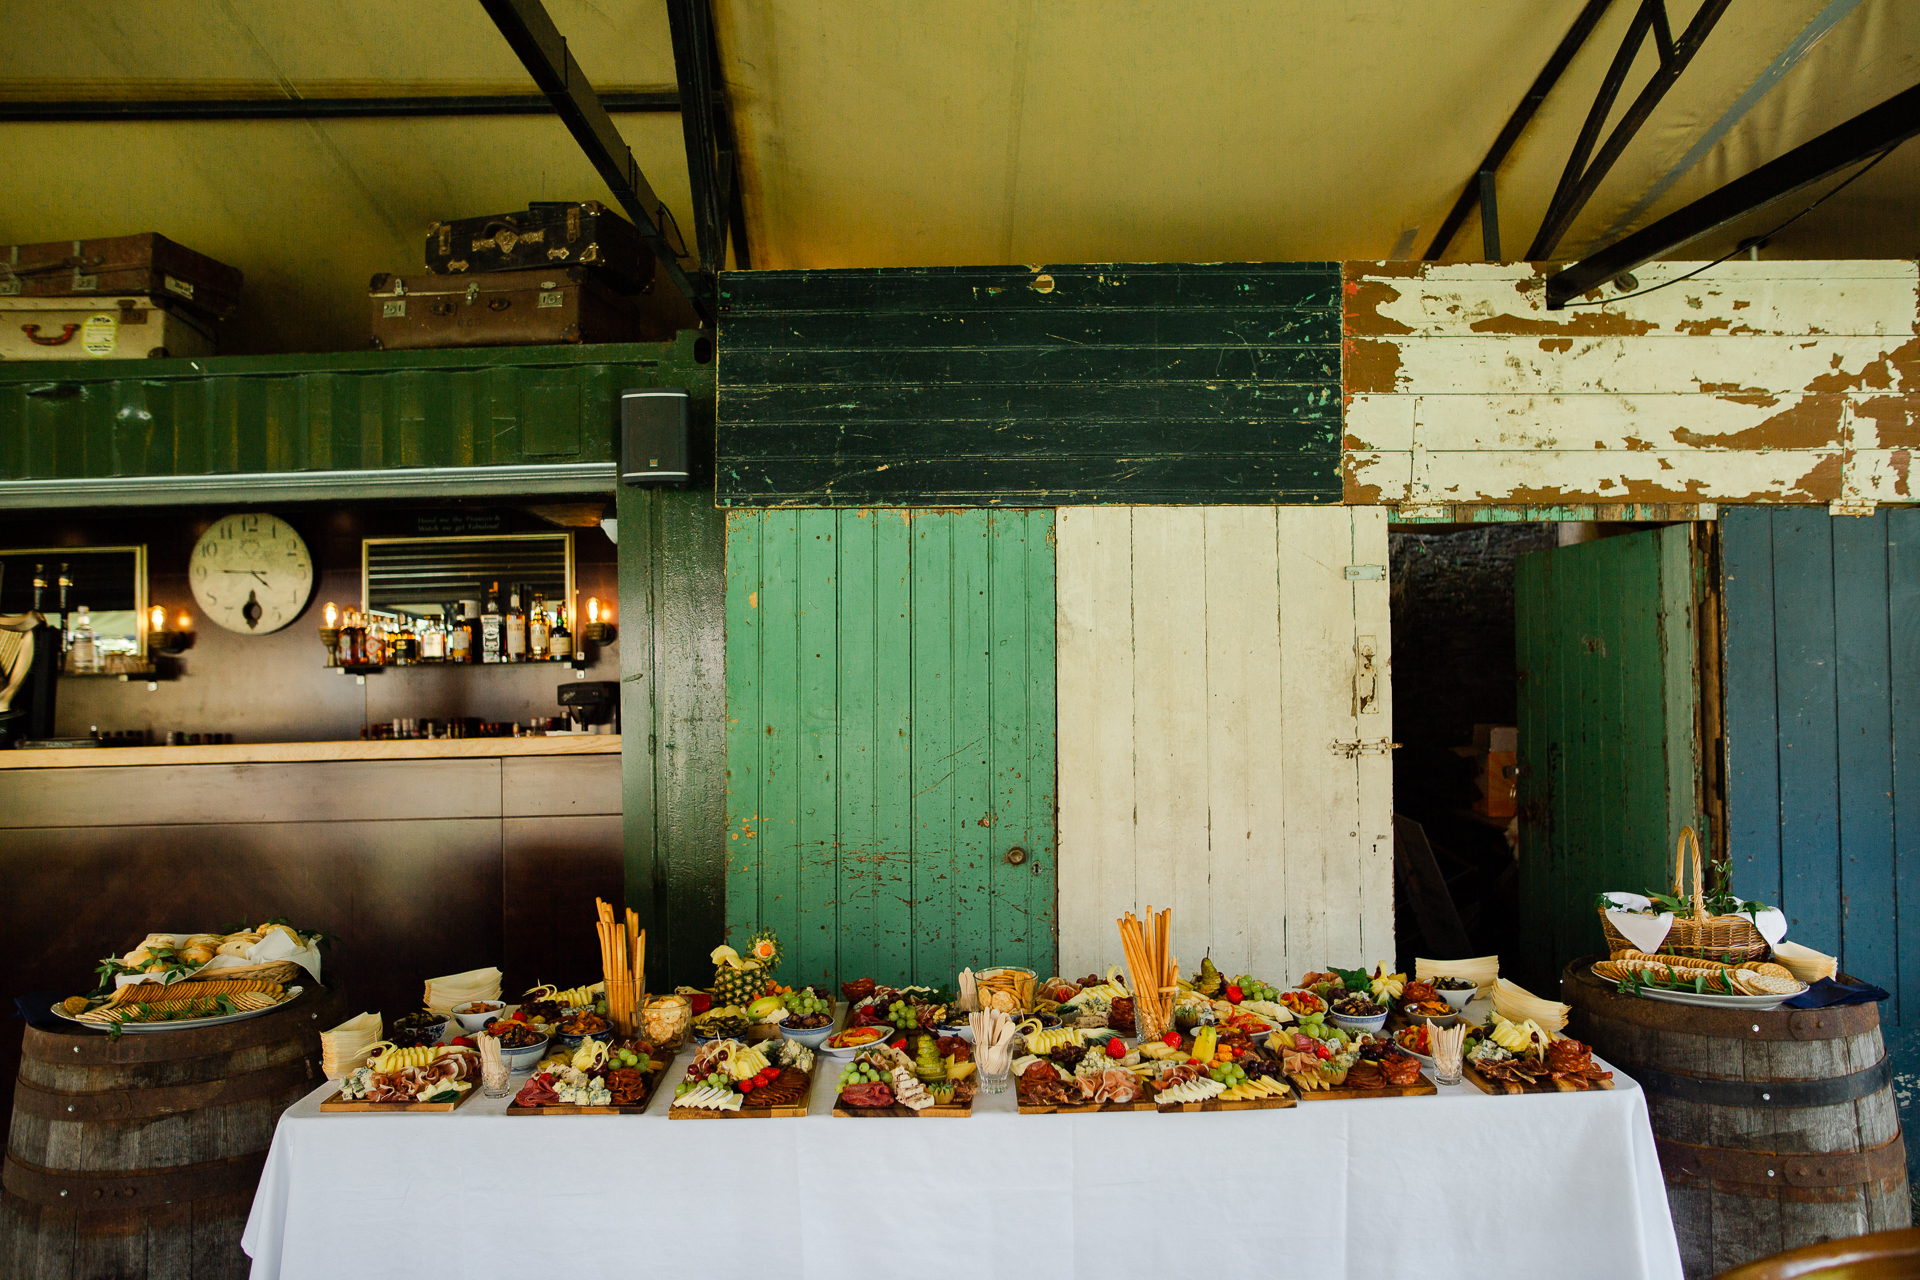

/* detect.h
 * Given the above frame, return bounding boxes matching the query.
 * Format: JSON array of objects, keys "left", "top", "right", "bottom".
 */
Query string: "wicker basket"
[{"left": 1598, "top": 827, "right": 1770, "bottom": 964}]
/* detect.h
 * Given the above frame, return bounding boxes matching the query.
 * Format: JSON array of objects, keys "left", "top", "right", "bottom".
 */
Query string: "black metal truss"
[
  {"left": 0, "top": 91, "right": 696, "bottom": 122},
  {"left": 1546, "top": 82, "right": 1920, "bottom": 308},
  {"left": 1526, "top": 0, "right": 1733, "bottom": 261},
  {"left": 1424, "top": 0, "right": 1615, "bottom": 262},
  {"left": 665, "top": 0, "right": 749, "bottom": 274}
]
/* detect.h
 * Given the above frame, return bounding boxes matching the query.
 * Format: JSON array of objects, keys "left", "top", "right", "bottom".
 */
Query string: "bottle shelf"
[{"left": 330, "top": 657, "right": 589, "bottom": 674}]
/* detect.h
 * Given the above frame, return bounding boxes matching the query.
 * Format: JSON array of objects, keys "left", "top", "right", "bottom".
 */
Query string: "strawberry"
[
  {"left": 1105, "top": 1037, "right": 1125, "bottom": 1058},
  {"left": 1224, "top": 984, "right": 1244, "bottom": 1004},
  {"left": 740, "top": 1078, "right": 756, "bottom": 1093},
  {"left": 1162, "top": 1031, "right": 1182, "bottom": 1047}
]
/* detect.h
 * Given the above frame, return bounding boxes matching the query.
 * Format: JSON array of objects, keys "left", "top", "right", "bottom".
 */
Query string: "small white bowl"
[
  {"left": 453, "top": 1001, "right": 508, "bottom": 1034},
  {"left": 491, "top": 1034, "right": 550, "bottom": 1072},
  {"left": 1329, "top": 1009, "right": 1388, "bottom": 1035},
  {"left": 782, "top": 1021, "right": 837, "bottom": 1051},
  {"left": 1437, "top": 987, "right": 1475, "bottom": 1014}
]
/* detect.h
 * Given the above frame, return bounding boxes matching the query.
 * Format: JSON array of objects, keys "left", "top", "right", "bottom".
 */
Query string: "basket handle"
[{"left": 1674, "top": 826, "right": 1707, "bottom": 920}]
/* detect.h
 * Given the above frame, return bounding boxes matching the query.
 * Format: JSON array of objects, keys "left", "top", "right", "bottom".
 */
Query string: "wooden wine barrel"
[
  {"left": 1, "top": 987, "right": 337, "bottom": 1280},
  {"left": 1562, "top": 958, "right": 1910, "bottom": 1279}
]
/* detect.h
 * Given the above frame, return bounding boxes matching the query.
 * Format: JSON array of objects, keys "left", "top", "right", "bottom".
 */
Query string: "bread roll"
[
  {"left": 181, "top": 943, "right": 218, "bottom": 966},
  {"left": 217, "top": 937, "right": 257, "bottom": 958}
]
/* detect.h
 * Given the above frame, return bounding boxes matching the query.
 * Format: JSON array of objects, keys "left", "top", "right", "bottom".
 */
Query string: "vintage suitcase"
[
  {"left": 0, "top": 296, "right": 215, "bottom": 361},
  {"left": 425, "top": 202, "right": 655, "bottom": 295},
  {"left": 0, "top": 234, "right": 242, "bottom": 318},
  {"left": 368, "top": 267, "right": 673, "bottom": 350}
]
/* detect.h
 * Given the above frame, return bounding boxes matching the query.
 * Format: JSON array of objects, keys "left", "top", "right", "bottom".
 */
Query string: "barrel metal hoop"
[
  {"left": 1656, "top": 1132, "right": 1907, "bottom": 1190},
  {"left": 1618, "top": 1054, "right": 1892, "bottom": 1107},
  {"left": 1, "top": 1150, "right": 267, "bottom": 1210},
  {"left": 10, "top": 1055, "right": 313, "bottom": 1122}
]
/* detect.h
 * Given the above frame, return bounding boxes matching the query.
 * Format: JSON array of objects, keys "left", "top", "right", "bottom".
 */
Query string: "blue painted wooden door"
[{"left": 1722, "top": 507, "right": 1917, "bottom": 1178}]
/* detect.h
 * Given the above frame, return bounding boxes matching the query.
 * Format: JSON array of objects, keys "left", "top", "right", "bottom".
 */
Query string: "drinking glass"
[{"left": 979, "top": 1061, "right": 1012, "bottom": 1094}]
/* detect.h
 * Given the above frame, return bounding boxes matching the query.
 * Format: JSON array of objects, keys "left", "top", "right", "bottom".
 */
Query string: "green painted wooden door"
[
  {"left": 1514, "top": 526, "right": 1702, "bottom": 990},
  {"left": 725, "top": 508, "right": 1056, "bottom": 990}
]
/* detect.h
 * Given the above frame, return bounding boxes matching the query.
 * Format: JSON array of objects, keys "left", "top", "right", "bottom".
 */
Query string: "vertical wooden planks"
[
  {"left": 1054, "top": 505, "right": 1388, "bottom": 984},
  {"left": 1200, "top": 507, "right": 1282, "bottom": 974},
  {"left": 1773, "top": 509, "right": 1842, "bottom": 950},
  {"left": 1891, "top": 509, "right": 1920, "bottom": 1030},
  {"left": 1021, "top": 511, "right": 1059, "bottom": 977},
  {"left": 725, "top": 509, "right": 1055, "bottom": 989},
  {"left": 1350, "top": 507, "right": 1395, "bottom": 963},
  {"left": 1834, "top": 514, "right": 1896, "bottom": 1018},
  {"left": 1721, "top": 509, "right": 1783, "bottom": 907},
  {"left": 1055, "top": 507, "right": 1138, "bottom": 977},
  {"left": 1132, "top": 508, "right": 1212, "bottom": 946},
  {"left": 617, "top": 483, "right": 660, "bottom": 961},
  {"left": 794, "top": 511, "right": 840, "bottom": 987}
]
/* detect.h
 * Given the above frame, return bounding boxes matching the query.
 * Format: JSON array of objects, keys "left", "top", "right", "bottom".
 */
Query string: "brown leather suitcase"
[
  {"left": 0, "top": 234, "right": 242, "bottom": 318},
  {"left": 424, "top": 202, "right": 654, "bottom": 295},
  {"left": 367, "top": 266, "right": 673, "bottom": 350}
]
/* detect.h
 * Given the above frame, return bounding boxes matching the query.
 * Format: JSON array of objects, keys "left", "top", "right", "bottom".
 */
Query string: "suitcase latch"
[
  {"left": 538, "top": 290, "right": 564, "bottom": 308},
  {"left": 464, "top": 282, "right": 479, "bottom": 305}
]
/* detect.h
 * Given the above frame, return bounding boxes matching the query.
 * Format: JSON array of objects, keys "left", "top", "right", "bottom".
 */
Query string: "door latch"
[{"left": 1330, "top": 738, "right": 1401, "bottom": 759}]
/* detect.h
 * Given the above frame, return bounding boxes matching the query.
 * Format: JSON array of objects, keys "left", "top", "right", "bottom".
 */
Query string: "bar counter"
[
  {"left": 0, "top": 733, "right": 620, "bottom": 768},
  {"left": 0, "top": 734, "right": 625, "bottom": 1133}
]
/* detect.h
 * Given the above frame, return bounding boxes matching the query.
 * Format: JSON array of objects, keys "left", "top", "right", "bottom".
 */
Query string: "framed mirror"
[
  {"left": 361, "top": 533, "right": 573, "bottom": 624},
  {"left": 0, "top": 546, "right": 148, "bottom": 659}
]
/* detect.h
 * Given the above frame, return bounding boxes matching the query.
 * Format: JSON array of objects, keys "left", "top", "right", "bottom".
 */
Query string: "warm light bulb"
[
  {"left": 323, "top": 602, "right": 338, "bottom": 628},
  {"left": 175, "top": 611, "right": 192, "bottom": 631},
  {"left": 587, "top": 597, "right": 601, "bottom": 625},
  {"left": 149, "top": 605, "right": 166, "bottom": 633}
]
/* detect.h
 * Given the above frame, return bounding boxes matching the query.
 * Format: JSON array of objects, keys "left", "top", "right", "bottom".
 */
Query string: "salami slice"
[{"left": 840, "top": 1082, "right": 896, "bottom": 1108}]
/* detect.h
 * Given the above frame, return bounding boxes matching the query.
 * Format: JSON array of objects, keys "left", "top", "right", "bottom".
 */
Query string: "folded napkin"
[{"left": 1783, "top": 978, "right": 1889, "bottom": 1009}]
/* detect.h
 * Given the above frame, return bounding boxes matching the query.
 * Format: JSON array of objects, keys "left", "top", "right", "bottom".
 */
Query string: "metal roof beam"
[
  {"left": 1424, "top": 0, "right": 1614, "bottom": 262},
  {"left": 666, "top": 0, "right": 725, "bottom": 276},
  {"left": 479, "top": 0, "right": 711, "bottom": 322},
  {"left": 1545, "top": 82, "right": 1920, "bottom": 308},
  {"left": 1526, "top": 0, "right": 1733, "bottom": 261}
]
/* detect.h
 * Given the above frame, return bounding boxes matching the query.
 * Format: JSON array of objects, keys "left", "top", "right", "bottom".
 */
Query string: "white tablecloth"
[{"left": 243, "top": 1052, "right": 1680, "bottom": 1279}]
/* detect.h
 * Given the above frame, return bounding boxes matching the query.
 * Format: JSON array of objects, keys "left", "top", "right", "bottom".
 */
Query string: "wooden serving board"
[
  {"left": 668, "top": 1066, "right": 813, "bottom": 1119},
  {"left": 1288, "top": 1071, "right": 1438, "bottom": 1101},
  {"left": 1464, "top": 1062, "right": 1615, "bottom": 1095},
  {"left": 1156, "top": 1089, "right": 1297, "bottom": 1112},
  {"left": 1015, "top": 1085, "right": 1157, "bottom": 1115},
  {"left": 834, "top": 1087, "right": 975, "bottom": 1118},
  {"left": 319, "top": 1085, "right": 480, "bottom": 1113},
  {"left": 505, "top": 1058, "right": 675, "bottom": 1115}
]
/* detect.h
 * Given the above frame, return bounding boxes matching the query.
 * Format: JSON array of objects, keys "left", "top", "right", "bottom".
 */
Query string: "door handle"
[{"left": 1005, "top": 846, "right": 1028, "bottom": 866}]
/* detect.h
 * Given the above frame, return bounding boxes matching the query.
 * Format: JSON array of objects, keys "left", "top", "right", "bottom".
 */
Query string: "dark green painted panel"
[
  {"left": 1514, "top": 527, "right": 1698, "bottom": 992},
  {"left": 717, "top": 264, "right": 1341, "bottom": 507},
  {"left": 0, "top": 335, "right": 709, "bottom": 481},
  {"left": 718, "top": 454, "right": 1340, "bottom": 507},
  {"left": 725, "top": 508, "right": 1057, "bottom": 989}
]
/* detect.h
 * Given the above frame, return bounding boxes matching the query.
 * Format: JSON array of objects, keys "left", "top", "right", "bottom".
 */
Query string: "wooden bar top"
[{"left": 0, "top": 734, "right": 621, "bottom": 769}]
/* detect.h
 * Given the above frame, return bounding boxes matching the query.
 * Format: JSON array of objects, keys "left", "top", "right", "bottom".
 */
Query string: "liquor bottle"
[
  {"left": 71, "top": 605, "right": 98, "bottom": 673},
  {"left": 419, "top": 613, "right": 445, "bottom": 663},
  {"left": 446, "top": 601, "right": 471, "bottom": 664},
  {"left": 549, "top": 608, "right": 573, "bottom": 662},
  {"left": 480, "top": 584, "right": 505, "bottom": 664},
  {"left": 505, "top": 584, "right": 528, "bottom": 662},
  {"left": 390, "top": 616, "right": 418, "bottom": 666},
  {"left": 529, "top": 592, "right": 550, "bottom": 660}
]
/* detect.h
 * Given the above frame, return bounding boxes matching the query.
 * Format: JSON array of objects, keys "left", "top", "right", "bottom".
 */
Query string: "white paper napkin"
[{"left": 1600, "top": 893, "right": 1673, "bottom": 953}]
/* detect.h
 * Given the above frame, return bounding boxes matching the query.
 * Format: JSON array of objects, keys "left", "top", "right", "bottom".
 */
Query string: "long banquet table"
[{"left": 243, "top": 1049, "right": 1682, "bottom": 1279}]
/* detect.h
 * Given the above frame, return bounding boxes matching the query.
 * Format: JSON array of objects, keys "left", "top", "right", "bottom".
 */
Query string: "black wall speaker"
[{"left": 620, "top": 388, "right": 689, "bottom": 486}]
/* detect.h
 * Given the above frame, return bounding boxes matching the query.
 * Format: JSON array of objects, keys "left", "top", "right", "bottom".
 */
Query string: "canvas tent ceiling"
[{"left": 0, "top": 0, "right": 1914, "bottom": 353}]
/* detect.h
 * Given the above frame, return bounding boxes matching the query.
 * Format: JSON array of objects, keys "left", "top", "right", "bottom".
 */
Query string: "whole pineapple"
[{"left": 710, "top": 927, "right": 785, "bottom": 1007}]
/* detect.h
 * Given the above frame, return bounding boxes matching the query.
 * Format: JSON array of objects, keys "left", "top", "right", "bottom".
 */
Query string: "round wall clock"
[{"left": 188, "top": 513, "right": 315, "bottom": 634}]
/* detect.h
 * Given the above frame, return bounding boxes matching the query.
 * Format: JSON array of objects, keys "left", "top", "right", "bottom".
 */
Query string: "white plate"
[
  {"left": 54, "top": 987, "right": 304, "bottom": 1033},
  {"left": 819, "top": 1030, "right": 897, "bottom": 1058},
  {"left": 1630, "top": 986, "right": 1794, "bottom": 1011}
]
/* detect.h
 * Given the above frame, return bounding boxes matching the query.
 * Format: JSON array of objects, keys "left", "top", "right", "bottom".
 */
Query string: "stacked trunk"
[{"left": 0, "top": 234, "right": 240, "bottom": 361}]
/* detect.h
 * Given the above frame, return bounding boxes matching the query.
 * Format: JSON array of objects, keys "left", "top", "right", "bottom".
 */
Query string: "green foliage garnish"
[{"left": 1330, "top": 966, "right": 1371, "bottom": 994}]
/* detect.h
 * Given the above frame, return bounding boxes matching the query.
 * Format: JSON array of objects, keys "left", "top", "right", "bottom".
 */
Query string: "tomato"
[{"left": 1162, "top": 1031, "right": 1182, "bottom": 1047}]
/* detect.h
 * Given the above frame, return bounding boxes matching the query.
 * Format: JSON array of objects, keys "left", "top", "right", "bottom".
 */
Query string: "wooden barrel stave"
[
  {"left": 2, "top": 987, "right": 335, "bottom": 1280},
  {"left": 1564, "top": 959, "right": 1909, "bottom": 1278}
]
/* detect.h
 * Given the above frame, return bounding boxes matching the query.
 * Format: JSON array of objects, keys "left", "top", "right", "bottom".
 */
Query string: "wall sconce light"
[
  {"left": 584, "top": 596, "right": 615, "bottom": 644},
  {"left": 148, "top": 604, "right": 191, "bottom": 656},
  {"left": 318, "top": 601, "right": 341, "bottom": 666}
]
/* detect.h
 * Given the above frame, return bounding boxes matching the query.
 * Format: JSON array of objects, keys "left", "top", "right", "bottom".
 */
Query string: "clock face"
[{"left": 189, "top": 513, "right": 315, "bottom": 634}]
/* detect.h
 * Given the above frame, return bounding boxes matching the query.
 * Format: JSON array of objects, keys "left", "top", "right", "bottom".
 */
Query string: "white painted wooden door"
[{"left": 1055, "top": 506, "right": 1393, "bottom": 984}]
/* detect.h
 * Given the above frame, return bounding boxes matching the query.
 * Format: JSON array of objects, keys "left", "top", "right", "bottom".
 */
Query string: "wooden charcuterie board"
[
  {"left": 1156, "top": 1089, "right": 1297, "bottom": 1112},
  {"left": 319, "top": 1086, "right": 480, "bottom": 1113},
  {"left": 669, "top": 1066, "right": 814, "bottom": 1119},
  {"left": 833, "top": 1090, "right": 975, "bottom": 1118},
  {"left": 1465, "top": 1063, "right": 1615, "bottom": 1095},
  {"left": 1015, "top": 1084, "right": 1157, "bottom": 1115},
  {"left": 1288, "top": 1071, "right": 1437, "bottom": 1101},
  {"left": 505, "top": 1058, "right": 675, "bottom": 1115}
]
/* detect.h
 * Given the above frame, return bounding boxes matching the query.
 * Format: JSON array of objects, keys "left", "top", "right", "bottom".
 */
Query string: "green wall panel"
[
  {"left": 725, "top": 508, "right": 1057, "bottom": 990},
  {"left": 716, "top": 263, "right": 1341, "bottom": 507},
  {"left": 0, "top": 335, "right": 708, "bottom": 481}
]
